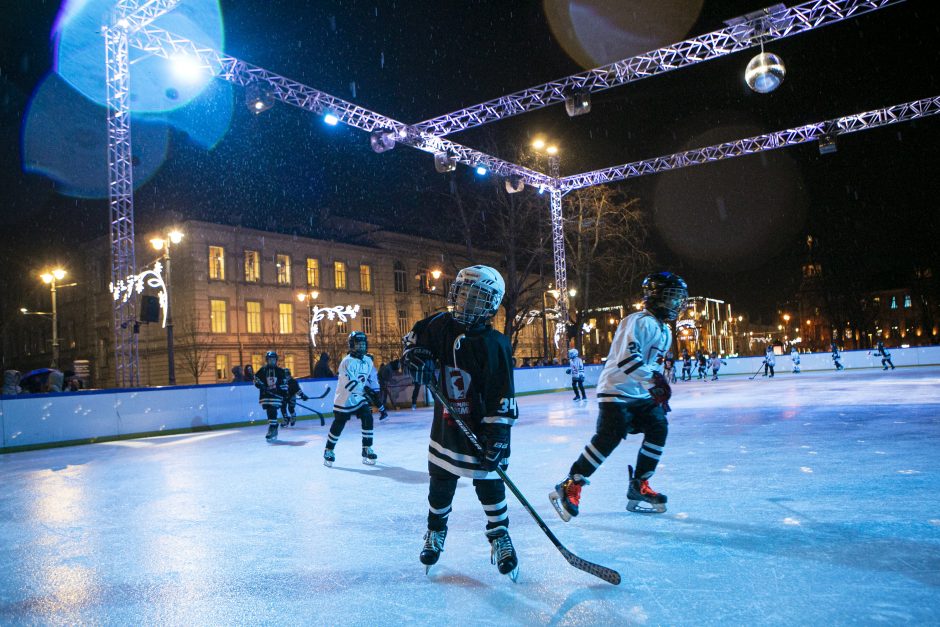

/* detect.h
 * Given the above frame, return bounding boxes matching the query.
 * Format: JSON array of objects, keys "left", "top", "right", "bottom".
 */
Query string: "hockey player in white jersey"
[
  {"left": 550, "top": 272, "right": 687, "bottom": 518},
  {"left": 790, "top": 347, "right": 801, "bottom": 374},
  {"left": 567, "top": 348, "right": 587, "bottom": 401},
  {"left": 324, "top": 331, "right": 379, "bottom": 467}
]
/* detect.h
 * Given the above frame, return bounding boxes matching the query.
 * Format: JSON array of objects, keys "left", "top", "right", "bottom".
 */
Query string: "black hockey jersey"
[
  {"left": 254, "top": 365, "right": 290, "bottom": 408},
  {"left": 403, "top": 312, "right": 518, "bottom": 479}
]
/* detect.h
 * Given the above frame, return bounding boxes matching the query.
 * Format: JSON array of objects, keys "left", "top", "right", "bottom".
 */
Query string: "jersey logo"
[{"left": 443, "top": 366, "right": 471, "bottom": 401}]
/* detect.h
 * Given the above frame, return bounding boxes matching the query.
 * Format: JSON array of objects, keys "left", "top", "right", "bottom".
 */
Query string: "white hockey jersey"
[
  {"left": 569, "top": 356, "right": 585, "bottom": 380},
  {"left": 597, "top": 310, "right": 672, "bottom": 402},
  {"left": 333, "top": 353, "right": 375, "bottom": 413}
]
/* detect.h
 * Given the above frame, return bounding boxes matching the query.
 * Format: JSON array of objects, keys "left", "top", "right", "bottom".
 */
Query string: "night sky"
[{"left": 2, "top": 0, "right": 939, "bottom": 323}]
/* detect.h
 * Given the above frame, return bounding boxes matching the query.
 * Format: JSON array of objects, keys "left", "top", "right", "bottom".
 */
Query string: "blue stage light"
[
  {"left": 324, "top": 113, "right": 339, "bottom": 126},
  {"left": 475, "top": 165, "right": 487, "bottom": 176}
]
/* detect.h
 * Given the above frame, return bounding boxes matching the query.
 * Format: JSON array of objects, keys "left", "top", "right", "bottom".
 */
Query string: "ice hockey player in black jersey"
[
  {"left": 831, "top": 343, "right": 845, "bottom": 371},
  {"left": 323, "top": 332, "right": 379, "bottom": 467},
  {"left": 279, "top": 368, "right": 309, "bottom": 427},
  {"left": 402, "top": 265, "right": 520, "bottom": 581},
  {"left": 254, "top": 351, "right": 290, "bottom": 441},
  {"left": 550, "top": 271, "right": 687, "bottom": 519},
  {"left": 875, "top": 340, "right": 895, "bottom": 370},
  {"left": 680, "top": 348, "right": 692, "bottom": 381}
]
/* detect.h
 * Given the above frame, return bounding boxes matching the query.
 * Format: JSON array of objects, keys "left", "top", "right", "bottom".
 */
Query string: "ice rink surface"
[{"left": 2, "top": 366, "right": 939, "bottom": 625}]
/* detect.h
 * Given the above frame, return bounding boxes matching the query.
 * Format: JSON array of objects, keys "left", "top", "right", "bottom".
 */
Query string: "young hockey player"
[
  {"left": 875, "top": 340, "right": 895, "bottom": 370},
  {"left": 663, "top": 352, "right": 677, "bottom": 384},
  {"left": 762, "top": 346, "right": 776, "bottom": 377},
  {"left": 695, "top": 349, "right": 707, "bottom": 380},
  {"left": 790, "top": 347, "right": 801, "bottom": 374},
  {"left": 567, "top": 348, "right": 587, "bottom": 401},
  {"left": 279, "top": 368, "right": 310, "bottom": 427},
  {"left": 680, "top": 348, "right": 692, "bottom": 381},
  {"left": 254, "top": 351, "right": 290, "bottom": 442},
  {"left": 831, "top": 343, "right": 845, "bottom": 371},
  {"left": 708, "top": 352, "right": 727, "bottom": 381},
  {"left": 550, "top": 271, "right": 687, "bottom": 519},
  {"left": 401, "top": 265, "right": 520, "bottom": 581},
  {"left": 324, "top": 332, "right": 379, "bottom": 467}
]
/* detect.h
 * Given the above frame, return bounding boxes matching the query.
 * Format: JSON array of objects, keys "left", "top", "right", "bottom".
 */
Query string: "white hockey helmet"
[
  {"left": 448, "top": 265, "right": 505, "bottom": 326},
  {"left": 568, "top": 348, "right": 579, "bottom": 359}
]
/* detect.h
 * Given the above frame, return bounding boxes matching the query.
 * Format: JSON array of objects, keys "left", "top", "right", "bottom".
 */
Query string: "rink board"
[{"left": 2, "top": 345, "right": 938, "bottom": 451}]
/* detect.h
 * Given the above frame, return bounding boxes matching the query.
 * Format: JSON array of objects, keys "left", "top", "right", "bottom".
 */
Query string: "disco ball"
[{"left": 745, "top": 52, "right": 786, "bottom": 93}]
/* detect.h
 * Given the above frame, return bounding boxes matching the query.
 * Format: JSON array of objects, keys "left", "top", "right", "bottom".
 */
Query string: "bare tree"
[
  {"left": 564, "top": 185, "right": 652, "bottom": 353},
  {"left": 175, "top": 309, "right": 214, "bottom": 383}
]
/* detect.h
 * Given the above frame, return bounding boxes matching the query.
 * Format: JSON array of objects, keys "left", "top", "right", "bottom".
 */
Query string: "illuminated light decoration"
[
  {"left": 745, "top": 52, "right": 785, "bottom": 93},
  {"left": 109, "top": 261, "right": 168, "bottom": 328},
  {"left": 323, "top": 113, "right": 339, "bottom": 126},
  {"left": 308, "top": 304, "right": 360, "bottom": 347}
]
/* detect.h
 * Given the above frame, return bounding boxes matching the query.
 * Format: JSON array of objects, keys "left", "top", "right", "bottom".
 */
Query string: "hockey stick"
[
  {"left": 284, "top": 386, "right": 331, "bottom": 426},
  {"left": 748, "top": 364, "right": 765, "bottom": 380},
  {"left": 425, "top": 381, "right": 621, "bottom": 586}
]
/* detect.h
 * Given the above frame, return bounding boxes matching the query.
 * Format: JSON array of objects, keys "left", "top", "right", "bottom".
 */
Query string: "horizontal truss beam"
[{"left": 412, "top": 0, "right": 906, "bottom": 137}]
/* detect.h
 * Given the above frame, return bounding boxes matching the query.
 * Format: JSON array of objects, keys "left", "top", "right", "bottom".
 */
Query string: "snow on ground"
[{"left": 1, "top": 366, "right": 939, "bottom": 625}]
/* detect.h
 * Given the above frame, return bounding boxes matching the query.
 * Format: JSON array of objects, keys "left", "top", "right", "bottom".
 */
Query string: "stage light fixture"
[
  {"left": 745, "top": 52, "right": 786, "bottom": 93},
  {"left": 324, "top": 113, "right": 339, "bottom": 126},
  {"left": 565, "top": 90, "right": 592, "bottom": 117},
  {"left": 245, "top": 83, "right": 274, "bottom": 114},
  {"left": 504, "top": 175, "right": 525, "bottom": 194},
  {"left": 434, "top": 151, "right": 457, "bottom": 173},
  {"left": 370, "top": 130, "right": 396, "bottom": 153},
  {"left": 818, "top": 135, "right": 838, "bottom": 155},
  {"left": 475, "top": 165, "right": 488, "bottom": 176}
]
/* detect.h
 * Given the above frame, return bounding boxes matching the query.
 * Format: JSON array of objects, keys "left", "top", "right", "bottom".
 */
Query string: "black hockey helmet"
[
  {"left": 642, "top": 272, "right": 688, "bottom": 321},
  {"left": 348, "top": 331, "right": 368, "bottom": 357},
  {"left": 265, "top": 350, "right": 278, "bottom": 366}
]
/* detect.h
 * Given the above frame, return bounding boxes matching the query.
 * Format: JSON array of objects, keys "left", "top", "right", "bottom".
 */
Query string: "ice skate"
[
  {"left": 549, "top": 474, "right": 589, "bottom": 522},
  {"left": 572, "top": 395, "right": 581, "bottom": 401},
  {"left": 486, "top": 528, "right": 519, "bottom": 582},
  {"left": 265, "top": 424, "right": 278, "bottom": 441},
  {"left": 362, "top": 446, "right": 377, "bottom": 465},
  {"left": 626, "top": 465, "right": 666, "bottom": 513},
  {"left": 323, "top": 448, "right": 335, "bottom": 467},
  {"left": 289, "top": 416, "right": 296, "bottom": 427},
  {"left": 420, "top": 528, "right": 447, "bottom": 574}
]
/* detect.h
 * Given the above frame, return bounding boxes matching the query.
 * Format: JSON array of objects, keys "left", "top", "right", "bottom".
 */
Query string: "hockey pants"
[
  {"left": 426, "top": 464, "right": 508, "bottom": 533},
  {"left": 569, "top": 400, "right": 668, "bottom": 481},
  {"left": 326, "top": 406, "right": 373, "bottom": 450},
  {"left": 572, "top": 377, "right": 586, "bottom": 399},
  {"left": 764, "top": 363, "right": 775, "bottom": 376}
]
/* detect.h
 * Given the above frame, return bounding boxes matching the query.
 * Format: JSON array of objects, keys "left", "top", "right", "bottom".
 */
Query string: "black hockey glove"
[
  {"left": 402, "top": 346, "right": 438, "bottom": 386},
  {"left": 299, "top": 392, "right": 309, "bottom": 401},
  {"left": 480, "top": 423, "right": 510, "bottom": 472},
  {"left": 363, "top": 386, "right": 380, "bottom": 407},
  {"left": 649, "top": 372, "right": 672, "bottom": 414},
  {"left": 565, "top": 368, "right": 572, "bottom": 375}
]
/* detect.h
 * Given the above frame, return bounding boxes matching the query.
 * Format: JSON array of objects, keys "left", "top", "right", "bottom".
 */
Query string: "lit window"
[
  {"left": 284, "top": 354, "right": 295, "bottom": 373},
  {"left": 251, "top": 354, "right": 264, "bottom": 373},
  {"left": 244, "top": 250, "right": 260, "bottom": 282},
  {"left": 337, "top": 321, "right": 348, "bottom": 334},
  {"left": 215, "top": 354, "right": 229, "bottom": 381},
  {"left": 360, "top": 264, "right": 372, "bottom": 292},
  {"left": 278, "top": 302, "right": 294, "bottom": 334},
  {"left": 334, "top": 261, "right": 347, "bottom": 290},
  {"left": 306, "top": 258, "right": 320, "bottom": 287},
  {"left": 904, "top": 295, "right": 912, "bottom": 308},
  {"left": 361, "top": 308, "right": 373, "bottom": 334},
  {"left": 209, "top": 246, "right": 225, "bottom": 280},
  {"left": 398, "top": 309, "right": 408, "bottom": 336},
  {"left": 210, "top": 299, "right": 227, "bottom": 333},
  {"left": 276, "top": 254, "right": 292, "bottom": 285},
  {"left": 246, "top": 301, "right": 262, "bottom": 334},
  {"left": 394, "top": 261, "right": 407, "bottom": 293},
  {"left": 890, "top": 297, "right": 897, "bottom": 310}
]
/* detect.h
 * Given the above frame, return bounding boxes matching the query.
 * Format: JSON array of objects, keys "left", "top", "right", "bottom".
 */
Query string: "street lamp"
[
  {"left": 39, "top": 268, "right": 73, "bottom": 368},
  {"left": 151, "top": 229, "right": 184, "bottom": 384},
  {"left": 297, "top": 290, "right": 320, "bottom": 376}
]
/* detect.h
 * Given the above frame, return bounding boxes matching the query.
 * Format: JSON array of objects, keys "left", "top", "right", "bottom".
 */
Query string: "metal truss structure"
[
  {"left": 412, "top": 0, "right": 906, "bottom": 137},
  {"left": 104, "top": 0, "right": 935, "bottom": 381}
]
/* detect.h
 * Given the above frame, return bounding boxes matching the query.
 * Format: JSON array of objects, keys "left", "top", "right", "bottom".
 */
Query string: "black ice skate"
[
  {"left": 486, "top": 528, "right": 519, "bottom": 582},
  {"left": 265, "top": 424, "right": 278, "bottom": 441},
  {"left": 549, "top": 475, "right": 589, "bottom": 522},
  {"left": 289, "top": 416, "right": 296, "bottom": 427},
  {"left": 323, "top": 448, "right": 335, "bottom": 467},
  {"left": 362, "top": 446, "right": 377, "bottom": 465},
  {"left": 420, "top": 528, "right": 447, "bottom": 574},
  {"left": 626, "top": 465, "right": 666, "bottom": 513}
]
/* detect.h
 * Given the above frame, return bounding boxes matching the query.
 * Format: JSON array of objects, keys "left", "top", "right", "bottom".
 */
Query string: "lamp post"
[
  {"left": 151, "top": 229, "right": 183, "bottom": 385},
  {"left": 297, "top": 290, "right": 320, "bottom": 376},
  {"left": 39, "top": 268, "right": 68, "bottom": 368}
]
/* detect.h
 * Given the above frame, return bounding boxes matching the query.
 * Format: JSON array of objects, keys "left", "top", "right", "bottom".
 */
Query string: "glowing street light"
[
  {"left": 430, "top": 269, "right": 442, "bottom": 280},
  {"left": 38, "top": 268, "right": 74, "bottom": 368}
]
